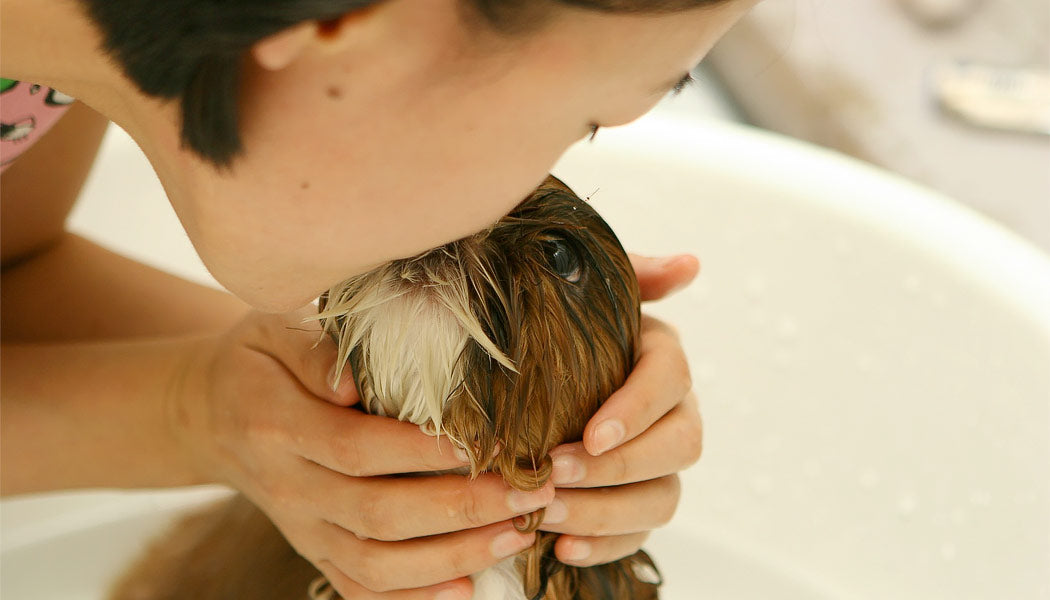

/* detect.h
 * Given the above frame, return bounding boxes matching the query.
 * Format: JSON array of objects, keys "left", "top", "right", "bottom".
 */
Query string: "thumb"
[
  {"left": 243, "top": 308, "right": 360, "bottom": 407},
  {"left": 629, "top": 253, "right": 701, "bottom": 301}
]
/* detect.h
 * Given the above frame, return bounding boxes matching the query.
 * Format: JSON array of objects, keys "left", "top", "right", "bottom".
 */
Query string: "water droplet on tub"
[
  {"left": 772, "top": 347, "right": 796, "bottom": 367},
  {"left": 969, "top": 489, "right": 991, "bottom": 506},
  {"left": 688, "top": 282, "right": 711, "bottom": 303},
  {"left": 904, "top": 275, "right": 922, "bottom": 293},
  {"left": 776, "top": 317, "right": 799, "bottom": 339},
  {"left": 760, "top": 434, "right": 784, "bottom": 454},
  {"left": 803, "top": 460, "right": 822, "bottom": 478},
  {"left": 750, "top": 474, "right": 774, "bottom": 496},
  {"left": 748, "top": 308, "right": 768, "bottom": 328},
  {"left": 859, "top": 469, "right": 881, "bottom": 488},
  {"left": 736, "top": 397, "right": 756, "bottom": 417},
  {"left": 856, "top": 355, "right": 878, "bottom": 373},
  {"left": 897, "top": 493, "right": 919, "bottom": 517},
  {"left": 696, "top": 362, "right": 716, "bottom": 384},
  {"left": 1015, "top": 490, "right": 1038, "bottom": 505},
  {"left": 746, "top": 276, "right": 767, "bottom": 298}
]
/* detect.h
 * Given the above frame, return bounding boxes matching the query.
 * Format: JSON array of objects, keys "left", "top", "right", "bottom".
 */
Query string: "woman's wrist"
[
  {"left": 159, "top": 332, "right": 230, "bottom": 488},
  {"left": 0, "top": 335, "right": 219, "bottom": 495}
]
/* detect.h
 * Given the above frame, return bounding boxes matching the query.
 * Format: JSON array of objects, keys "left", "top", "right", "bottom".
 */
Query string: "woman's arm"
[
  {"left": 1, "top": 233, "right": 249, "bottom": 341},
  {"left": 0, "top": 101, "right": 247, "bottom": 490},
  {"left": 1, "top": 335, "right": 209, "bottom": 493},
  {"left": 1, "top": 102, "right": 249, "bottom": 342}
]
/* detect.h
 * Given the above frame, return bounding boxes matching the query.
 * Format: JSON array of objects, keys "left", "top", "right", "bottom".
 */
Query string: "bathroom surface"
[{"left": 3, "top": 77, "right": 1049, "bottom": 598}]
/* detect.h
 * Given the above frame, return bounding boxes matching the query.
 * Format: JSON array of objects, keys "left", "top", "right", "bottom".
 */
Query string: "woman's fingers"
[
  {"left": 539, "top": 475, "right": 680, "bottom": 538},
  {"left": 316, "top": 563, "right": 473, "bottom": 600},
  {"left": 302, "top": 465, "right": 554, "bottom": 541},
  {"left": 581, "top": 315, "right": 692, "bottom": 456},
  {"left": 287, "top": 401, "right": 470, "bottom": 476},
  {"left": 553, "top": 531, "right": 652, "bottom": 568},
  {"left": 239, "top": 307, "right": 359, "bottom": 406},
  {"left": 550, "top": 395, "right": 702, "bottom": 488},
  {"left": 629, "top": 253, "right": 700, "bottom": 302},
  {"left": 318, "top": 521, "right": 535, "bottom": 593}
]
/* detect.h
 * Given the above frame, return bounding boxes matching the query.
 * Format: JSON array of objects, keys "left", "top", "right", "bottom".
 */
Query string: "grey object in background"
[
  {"left": 707, "top": 0, "right": 1050, "bottom": 254},
  {"left": 930, "top": 62, "right": 1050, "bottom": 135},
  {"left": 897, "top": 0, "right": 983, "bottom": 29}
]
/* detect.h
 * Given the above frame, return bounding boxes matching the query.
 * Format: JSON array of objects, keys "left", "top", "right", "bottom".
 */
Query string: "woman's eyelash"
[
  {"left": 671, "top": 73, "right": 695, "bottom": 96},
  {"left": 587, "top": 73, "right": 694, "bottom": 140}
]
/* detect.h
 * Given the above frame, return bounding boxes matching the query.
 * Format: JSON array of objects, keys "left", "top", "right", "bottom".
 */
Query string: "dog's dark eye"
[{"left": 545, "top": 240, "right": 582, "bottom": 283}]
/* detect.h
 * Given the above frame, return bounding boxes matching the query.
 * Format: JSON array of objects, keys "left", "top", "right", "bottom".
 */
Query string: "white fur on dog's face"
[{"left": 317, "top": 241, "right": 514, "bottom": 443}]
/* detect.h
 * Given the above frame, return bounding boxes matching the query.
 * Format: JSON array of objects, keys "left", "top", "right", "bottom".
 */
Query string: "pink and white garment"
[{"left": 1, "top": 79, "right": 75, "bottom": 173}]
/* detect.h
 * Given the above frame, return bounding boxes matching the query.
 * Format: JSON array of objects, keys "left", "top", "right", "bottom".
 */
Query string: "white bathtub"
[{"left": 3, "top": 113, "right": 1048, "bottom": 599}]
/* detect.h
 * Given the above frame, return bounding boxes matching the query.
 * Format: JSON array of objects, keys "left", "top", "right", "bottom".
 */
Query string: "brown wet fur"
[
  {"left": 110, "top": 176, "right": 658, "bottom": 600},
  {"left": 109, "top": 495, "right": 319, "bottom": 599}
]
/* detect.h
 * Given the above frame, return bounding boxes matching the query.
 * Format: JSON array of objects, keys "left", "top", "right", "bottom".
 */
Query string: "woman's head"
[
  {"left": 82, "top": 0, "right": 755, "bottom": 310},
  {"left": 83, "top": 0, "right": 741, "bottom": 166}
]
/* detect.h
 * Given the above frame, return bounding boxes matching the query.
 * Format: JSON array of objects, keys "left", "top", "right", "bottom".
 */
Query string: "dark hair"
[{"left": 80, "top": 0, "right": 723, "bottom": 167}]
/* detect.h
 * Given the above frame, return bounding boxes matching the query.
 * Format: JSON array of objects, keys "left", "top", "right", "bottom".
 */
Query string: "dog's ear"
[
  {"left": 441, "top": 253, "right": 518, "bottom": 478},
  {"left": 442, "top": 253, "right": 563, "bottom": 490},
  {"left": 441, "top": 336, "right": 503, "bottom": 477}
]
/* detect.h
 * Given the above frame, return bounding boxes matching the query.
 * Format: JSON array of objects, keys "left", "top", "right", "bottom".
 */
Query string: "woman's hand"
[
  {"left": 540, "top": 253, "right": 704, "bottom": 566},
  {"left": 171, "top": 308, "right": 555, "bottom": 599}
]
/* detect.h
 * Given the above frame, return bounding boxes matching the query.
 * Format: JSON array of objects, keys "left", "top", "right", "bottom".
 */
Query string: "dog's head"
[
  {"left": 317, "top": 176, "right": 658, "bottom": 599},
  {"left": 318, "top": 175, "right": 641, "bottom": 490}
]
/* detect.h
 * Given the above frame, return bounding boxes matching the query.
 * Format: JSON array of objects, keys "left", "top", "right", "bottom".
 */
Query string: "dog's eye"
[{"left": 545, "top": 240, "right": 582, "bottom": 283}]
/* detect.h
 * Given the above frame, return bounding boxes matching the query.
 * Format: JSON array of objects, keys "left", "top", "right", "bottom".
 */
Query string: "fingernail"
[
  {"left": 452, "top": 445, "right": 469, "bottom": 464},
  {"left": 551, "top": 455, "right": 584, "bottom": 485},
  {"left": 326, "top": 362, "right": 341, "bottom": 392},
  {"left": 434, "top": 586, "right": 469, "bottom": 600},
  {"left": 657, "top": 255, "right": 681, "bottom": 269},
  {"left": 591, "top": 420, "right": 625, "bottom": 455},
  {"left": 563, "top": 539, "right": 592, "bottom": 563},
  {"left": 507, "top": 487, "right": 553, "bottom": 513},
  {"left": 327, "top": 361, "right": 353, "bottom": 396},
  {"left": 491, "top": 530, "right": 533, "bottom": 558},
  {"left": 541, "top": 497, "right": 568, "bottom": 525}
]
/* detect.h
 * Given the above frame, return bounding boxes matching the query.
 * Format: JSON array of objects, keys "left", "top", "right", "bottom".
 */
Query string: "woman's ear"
[
  {"left": 251, "top": 22, "right": 318, "bottom": 71},
  {"left": 250, "top": 6, "right": 381, "bottom": 71}
]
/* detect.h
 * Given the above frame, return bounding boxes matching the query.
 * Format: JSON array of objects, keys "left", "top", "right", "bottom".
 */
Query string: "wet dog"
[{"left": 110, "top": 175, "right": 659, "bottom": 600}]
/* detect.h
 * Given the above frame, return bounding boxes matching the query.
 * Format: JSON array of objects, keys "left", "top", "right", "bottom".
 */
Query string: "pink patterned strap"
[{"left": 1, "top": 79, "right": 75, "bottom": 173}]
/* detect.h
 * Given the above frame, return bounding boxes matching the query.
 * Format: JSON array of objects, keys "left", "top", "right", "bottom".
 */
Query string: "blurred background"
[{"left": 667, "top": 0, "right": 1050, "bottom": 254}]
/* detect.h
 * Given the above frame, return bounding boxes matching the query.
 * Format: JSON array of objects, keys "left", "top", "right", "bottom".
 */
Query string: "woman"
[{"left": 0, "top": 0, "right": 755, "bottom": 598}]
